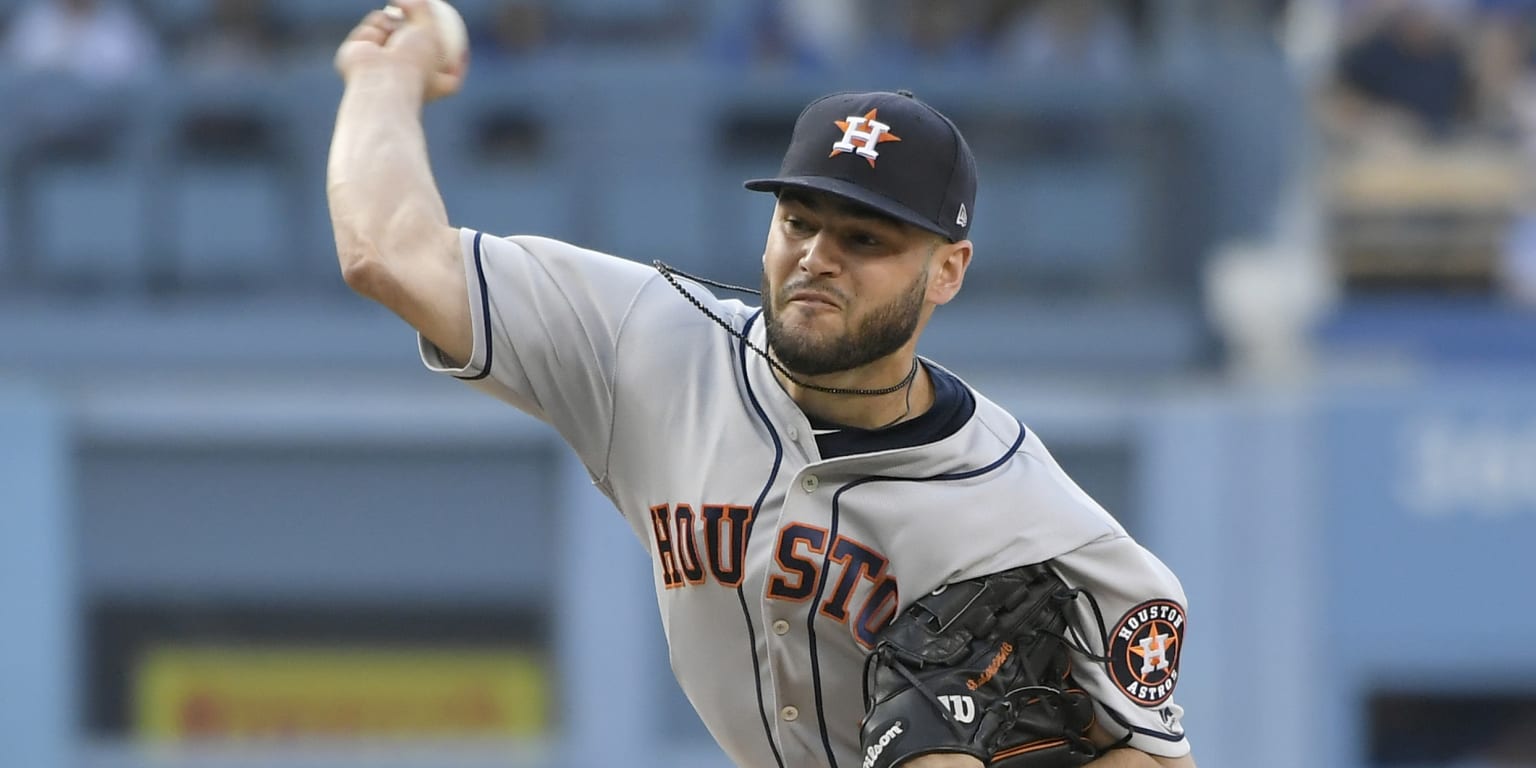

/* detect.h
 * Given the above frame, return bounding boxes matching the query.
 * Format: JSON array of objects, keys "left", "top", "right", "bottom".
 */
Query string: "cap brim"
[{"left": 744, "top": 176, "right": 951, "bottom": 240}]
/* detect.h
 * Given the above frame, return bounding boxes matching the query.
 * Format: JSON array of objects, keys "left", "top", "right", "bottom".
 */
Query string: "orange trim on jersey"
[
  {"left": 767, "top": 523, "right": 829, "bottom": 603},
  {"left": 853, "top": 576, "right": 900, "bottom": 649},
  {"left": 703, "top": 505, "right": 754, "bottom": 588},
  {"left": 672, "top": 504, "right": 707, "bottom": 586},
  {"left": 818, "top": 534, "right": 887, "bottom": 624},
  {"left": 649, "top": 504, "right": 683, "bottom": 589}
]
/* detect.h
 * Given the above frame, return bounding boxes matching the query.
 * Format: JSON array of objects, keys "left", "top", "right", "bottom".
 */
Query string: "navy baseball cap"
[{"left": 745, "top": 90, "right": 977, "bottom": 242}]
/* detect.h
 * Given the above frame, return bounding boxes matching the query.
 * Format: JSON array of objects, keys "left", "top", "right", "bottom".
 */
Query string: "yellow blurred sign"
[{"left": 135, "top": 647, "right": 549, "bottom": 741}]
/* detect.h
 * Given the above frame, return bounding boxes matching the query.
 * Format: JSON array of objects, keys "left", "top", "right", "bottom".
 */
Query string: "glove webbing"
[{"left": 860, "top": 580, "right": 1109, "bottom": 751}]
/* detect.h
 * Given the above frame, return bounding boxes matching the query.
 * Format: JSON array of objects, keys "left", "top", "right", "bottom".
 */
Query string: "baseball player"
[{"left": 329, "top": 3, "right": 1195, "bottom": 767}]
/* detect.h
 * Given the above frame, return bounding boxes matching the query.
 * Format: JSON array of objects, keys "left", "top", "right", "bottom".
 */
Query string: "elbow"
[
  {"left": 339, "top": 247, "right": 392, "bottom": 301},
  {"left": 333, "top": 218, "right": 382, "bottom": 296}
]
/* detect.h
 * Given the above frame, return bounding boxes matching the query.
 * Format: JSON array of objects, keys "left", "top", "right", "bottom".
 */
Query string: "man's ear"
[{"left": 927, "top": 239, "right": 972, "bottom": 306}]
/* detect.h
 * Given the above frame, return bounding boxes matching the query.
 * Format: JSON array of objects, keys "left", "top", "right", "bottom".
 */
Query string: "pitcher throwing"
[{"left": 327, "top": 3, "right": 1196, "bottom": 766}]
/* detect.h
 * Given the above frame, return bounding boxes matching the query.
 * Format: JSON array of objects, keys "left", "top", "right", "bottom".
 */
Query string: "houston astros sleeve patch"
[{"left": 1106, "top": 599, "right": 1184, "bottom": 707}]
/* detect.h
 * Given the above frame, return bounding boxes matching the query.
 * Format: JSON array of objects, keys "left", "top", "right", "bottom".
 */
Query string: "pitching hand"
[{"left": 334, "top": 0, "right": 464, "bottom": 102}]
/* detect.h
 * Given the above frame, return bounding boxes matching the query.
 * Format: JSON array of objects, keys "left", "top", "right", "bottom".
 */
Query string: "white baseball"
[{"left": 384, "top": 0, "right": 469, "bottom": 69}]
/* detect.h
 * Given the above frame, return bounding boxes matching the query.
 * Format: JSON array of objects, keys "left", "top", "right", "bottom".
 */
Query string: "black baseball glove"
[{"left": 859, "top": 563, "right": 1099, "bottom": 768}]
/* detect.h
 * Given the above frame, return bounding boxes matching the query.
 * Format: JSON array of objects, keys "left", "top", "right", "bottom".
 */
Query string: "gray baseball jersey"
[{"left": 420, "top": 229, "right": 1192, "bottom": 766}]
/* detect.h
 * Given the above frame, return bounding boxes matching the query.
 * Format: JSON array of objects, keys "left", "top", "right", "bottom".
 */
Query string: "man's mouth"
[{"left": 785, "top": 290, "right": 841, "bottom": 310}]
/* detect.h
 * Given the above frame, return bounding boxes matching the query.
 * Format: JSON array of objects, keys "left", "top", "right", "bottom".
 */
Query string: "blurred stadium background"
[{"left": 3, "top": 0, "right": 1536, "bottom": 766}]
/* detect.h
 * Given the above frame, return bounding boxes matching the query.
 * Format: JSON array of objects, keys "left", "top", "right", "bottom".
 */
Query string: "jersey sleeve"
[
  {"left": 419, "top": 228, "right": 659, "bottom": 478},
  {"left": 1051, "top": 535, "right": 1192, "bottom": 758}
]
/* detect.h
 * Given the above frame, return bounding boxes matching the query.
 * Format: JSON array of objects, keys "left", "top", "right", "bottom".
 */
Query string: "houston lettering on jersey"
[
  {"left": 650, "top": 504, "right": 753, "bottom": 588},
  {"left": 650, "top": 503, "right": 901, "bottom": 648}
]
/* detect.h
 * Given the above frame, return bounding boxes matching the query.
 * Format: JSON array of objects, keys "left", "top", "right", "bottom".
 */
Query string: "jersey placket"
[{"left": 758, "top": 459, "right": 839, "bottom": 767}]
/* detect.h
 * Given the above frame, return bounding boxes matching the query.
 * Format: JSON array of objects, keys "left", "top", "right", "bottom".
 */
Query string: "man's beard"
[{"left": 762, "top": 271, "right": 927, "bottom": 377}]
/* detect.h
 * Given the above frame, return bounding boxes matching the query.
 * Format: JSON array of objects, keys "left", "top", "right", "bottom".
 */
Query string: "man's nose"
[{"left": 798, "top": 233, "right": 842, "bottom": 276}]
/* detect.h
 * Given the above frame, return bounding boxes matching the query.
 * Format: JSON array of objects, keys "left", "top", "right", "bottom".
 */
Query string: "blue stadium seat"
[
  {"left": 0, "top": 70, "right": 17, "bottom": 280},
  {"left": 137, "top": 0, "right": 203, "bottom": 37},
  {"left": 425, "top": 62, "right": 585, "bottom": 244},
  {"left": 966, "top": 158, "right": 1144, "bottom": 289},
  {"left": 569, "top": 60, "right": 715, "bottom": 271},
  {"left": 269, "top": 0, "right": 378, "bottom": 32},
  {"left": 925, "top": 292, "right": 1212, "bottom": 375},
  {"left": 697, "top": 84, "right": 819, "bottom": 290},
  {"left": 167, "top": 165, "right": 290, "bottom": 284},
  {"left": 0, "top": 0, "right": 24, "bottom": 43},
  {"left": 144, "top": 74, "right": 300, "bottom": 288},
  {"left": 272, "top": 62, "right": 348, "bottom": 288},
  {"left": 938, "top": 81, "right": 1183, "bottom": 296},
  {"left": 8, "top": 75, "right": 156, "bottom": 288},
  {"left": 553, "top": 0, "right": 688, "bottom": 23},
  {"left": 31, "top": 159, "right": 150, "bottom": 284}
]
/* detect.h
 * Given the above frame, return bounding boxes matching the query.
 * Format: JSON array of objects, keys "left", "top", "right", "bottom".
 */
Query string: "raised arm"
[{"left": 328, "top": 0, "right": 470, "bottom": 363}]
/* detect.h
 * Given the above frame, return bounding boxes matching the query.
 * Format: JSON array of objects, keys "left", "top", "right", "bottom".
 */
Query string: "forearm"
[
  {"left": 326, "top": 66, "right": 451, "bottom": 288},
  {"left": 1086, "top": 749, "right": 1160, "bottom": 766},
  {"left": 902, "top": 749, "right": 1170, "bottom": 768}
]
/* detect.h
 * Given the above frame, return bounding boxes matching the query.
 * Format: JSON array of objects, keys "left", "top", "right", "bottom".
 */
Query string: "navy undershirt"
[{"left": 808, "top": 362, "right": 976, "bottom": 459}]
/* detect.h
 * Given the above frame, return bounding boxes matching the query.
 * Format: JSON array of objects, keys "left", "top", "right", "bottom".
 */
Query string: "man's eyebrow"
[
  {"left": 780, "top": 190, "right": 903, "bottom": 229},
  {"left": 834, "top": 202, "right": 901, "bottom": 228},
  {"left": 778, "top": 189, "right": 820, "bottom": 211}
]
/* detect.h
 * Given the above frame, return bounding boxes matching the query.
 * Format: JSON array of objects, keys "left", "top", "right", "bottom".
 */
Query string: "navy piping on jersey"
[
  {"left": 806, "top": 421, "right": 1030, "bottom": 768},
  {"left": 736, "top": 310, "right": 788, "bottom": 768},
  {"left": 455, "top": 231, "right": 494, "bottom": 382},
  {"left": 1100, "top": 700, "right": 1188, "bottom": 743}
]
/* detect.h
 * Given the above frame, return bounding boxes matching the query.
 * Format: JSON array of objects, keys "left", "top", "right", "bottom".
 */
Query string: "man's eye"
[
  {"left": 784, "top": 217, "right": 813, "bottom": 234},
  {"left": 851, "top": 233, "right": 881, "bottom": 248}
]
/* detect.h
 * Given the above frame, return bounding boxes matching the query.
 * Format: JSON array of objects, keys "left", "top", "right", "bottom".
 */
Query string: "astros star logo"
[
  {"left": 1107, "top": 599, "right": 1185, "bottom": 707},
  {"left": 830, "top": 109, "right": 901, "bottom": 167},
  {"left": 1129, "top": 627, "right": 1175, "bottom": 676}
]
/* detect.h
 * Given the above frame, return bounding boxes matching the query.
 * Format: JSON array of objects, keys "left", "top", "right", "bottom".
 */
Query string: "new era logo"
[{"left": 956, "top": 204, "right": 968, "bottom": 228}]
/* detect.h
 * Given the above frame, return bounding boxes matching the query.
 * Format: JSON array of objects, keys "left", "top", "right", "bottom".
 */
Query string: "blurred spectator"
[
  {"left": 0, "top": 0, "right": 159, "bottom": 85},
  {"left": 1501, "top": 205, "right": 1536, "bottom": 304},
  {"left": 472, "top": 0, "right": 550, "bottom": 62},
  {"left": 1321, "top": 2, "right": 1536, "bottom": 297},
  {"left": 175, "top": 0, "right": 287, "bottom": 160},
  {"left": 884, "top": 0, "right": 991, "bottom": 69},
  {"left": 1328, "top": 0, "right": 1475, "bottom": 141},
  {"left": 0, "top": 0, "right": 161, "bottom": 147},
  {"left": 1487, "top": 10, "right": 1536, "bottom": 304},
  {"left": 993, "top": 0, "right": 1137, "bottom": 79},
  {"left": 706, "top": 0, "right": 866, "bottom": 71},
  {"left": 180, "top": 0, "right": 286, "bottom": 76},
  {"left": 1467, "top": 7, "right": 1536, "bottom": 137},
  {"left": 778, "top": 0, "right": 866, "bottom": 68},
  {"left": 1505, "top": 35, "right": 1536, "bottom": 155}
]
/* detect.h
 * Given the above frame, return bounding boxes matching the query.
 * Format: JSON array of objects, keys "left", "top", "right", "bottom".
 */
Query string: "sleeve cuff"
[
  {"left": 418, "top": 228, "right": 491, "bottom": 380},
  {"left": 1096, "top": 701, "right": 1191, "bottom": 758}
]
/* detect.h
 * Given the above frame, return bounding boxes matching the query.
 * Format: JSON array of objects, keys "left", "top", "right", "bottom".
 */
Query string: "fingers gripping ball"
[
  {"left": 860, "top": 564, "right": 1099, "bottom": 768},
  {"left": 384, "top": 0, "right": 469, "bottom": 72}
]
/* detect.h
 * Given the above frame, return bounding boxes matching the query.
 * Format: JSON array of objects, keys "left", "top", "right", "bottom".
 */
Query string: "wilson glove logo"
[
  {"left": 937, "top": 694, "right": 976, "bottom": 723},
  {"left": 863, "top": 721, "right": 904, "bottom": 768}
]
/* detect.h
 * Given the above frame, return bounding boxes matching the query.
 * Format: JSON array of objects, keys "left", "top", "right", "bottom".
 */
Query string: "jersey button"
[
  {"left": 787, "top": 427, "right": 799, "bottom": 441},
  {"left": 801, "top": 475, "right": 819, "bottom": 493},
  {"left": 772, "top": 619, "right": 790, "bottom": 636},
  {"left": 780, "top": 705, "right": 799, "bottom": 722}
]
